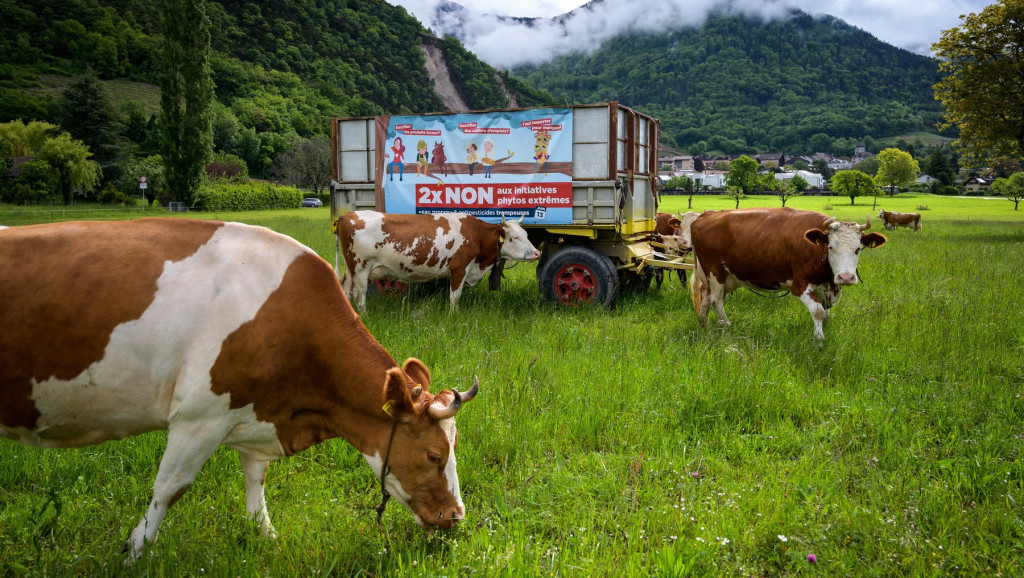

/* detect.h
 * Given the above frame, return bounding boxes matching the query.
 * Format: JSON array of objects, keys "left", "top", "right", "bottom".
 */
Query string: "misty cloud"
[{"left": 389, "top": 0, "right": 989, "bottom": 69}]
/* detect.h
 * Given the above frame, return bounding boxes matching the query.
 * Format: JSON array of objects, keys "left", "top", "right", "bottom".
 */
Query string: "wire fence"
[{"left": 0, "top": 203, "right": 183, "bottom": 227}]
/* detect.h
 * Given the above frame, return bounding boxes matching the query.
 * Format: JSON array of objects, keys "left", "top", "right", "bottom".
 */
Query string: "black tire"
[{"left": 539, "top": 246, "right": 619, "bottom": 308}]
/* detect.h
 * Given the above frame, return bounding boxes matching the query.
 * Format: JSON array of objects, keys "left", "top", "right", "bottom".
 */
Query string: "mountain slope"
[
  {"left": 511, "top": 9, "right": 946, "bottom": 154},
  {"left": 0, "top": 0, "right": 555, "bottom": 130}
]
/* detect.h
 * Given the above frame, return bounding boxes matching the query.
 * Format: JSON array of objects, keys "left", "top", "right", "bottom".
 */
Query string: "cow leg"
[
  {"left": 706, "top": 276, "right": 730, "bottom": 326},
  {"left": 448, "top": 270, "right": 467, "bottom": 312},
  {"left": 238, "top": 452, "right": 277, "bottom": 539},
  {"left": 798, "top": 288, "right": 828, "bottom": 340},
  {"left": 349, "top": 267, "right": 371, "bottom": 314},
  {"left": 125, "top": 425, "right": 226, "bottom": 559}
]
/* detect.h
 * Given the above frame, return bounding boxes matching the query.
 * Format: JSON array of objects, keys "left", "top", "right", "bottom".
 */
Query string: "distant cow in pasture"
[
  {"left": 877, "top": 209, "right": 922, "bottom": 231},
  {"left": 0, "top": 219, "right": 479, "bottom": 559},
  {"left": 337, "top": 211, "right": 541, "bottom": 313},
  {"left": 689, "top": 208, "right": 887, "bottom": 341}
]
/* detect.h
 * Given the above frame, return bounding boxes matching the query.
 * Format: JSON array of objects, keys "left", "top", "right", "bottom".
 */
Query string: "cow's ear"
[
  {"left": 861, "top": 232, "right": 887, "bottom": 249},
  {"left": 401, "top": 358, "right": 432, "bottom": 393},
  {"left": 383, "top": 367, "right": 416, "bottom": 417},
  {"left": 805, "top": 228, "right": 829, "bottom": 246},
  {"left": 669, "top": 217, "right": 682, "bottom": 229}
]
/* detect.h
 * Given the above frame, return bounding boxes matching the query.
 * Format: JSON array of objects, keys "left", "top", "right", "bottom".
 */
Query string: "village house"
[{"left": 964, "top": 176, "right": 991, "bottom": 192}]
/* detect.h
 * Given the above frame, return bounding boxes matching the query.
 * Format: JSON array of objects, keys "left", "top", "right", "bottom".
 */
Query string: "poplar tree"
[{"left": 159, "top": 0, "right": 214, "bottom": 207}]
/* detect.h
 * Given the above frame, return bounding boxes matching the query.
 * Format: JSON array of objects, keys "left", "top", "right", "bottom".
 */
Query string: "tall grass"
[{"left": 1, "top": 196, "right": 1022, "bottom": 575}]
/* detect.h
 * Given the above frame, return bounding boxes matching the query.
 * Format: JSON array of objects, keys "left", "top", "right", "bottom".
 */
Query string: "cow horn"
[
  {"left": 860, "top": 215, "right": 871, "bottom": 231},
  {"left": 428, "top": 376, "right": 479, "bottom": 420},
  {"left": 410, "top": 385, "right": 423, "bottom": 399},
  {"left": 822, "top": 217, "right": 836, "bottom": 228}
]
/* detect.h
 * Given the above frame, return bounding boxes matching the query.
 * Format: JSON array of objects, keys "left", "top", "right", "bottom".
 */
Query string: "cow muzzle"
[{"left": 835, "top": 272, "right": 858, "bottom": 285}]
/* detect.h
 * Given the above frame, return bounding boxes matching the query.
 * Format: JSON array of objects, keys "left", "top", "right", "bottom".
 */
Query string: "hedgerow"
[{"left": 193, "top": 180, "right": 304, "bottom": 211}]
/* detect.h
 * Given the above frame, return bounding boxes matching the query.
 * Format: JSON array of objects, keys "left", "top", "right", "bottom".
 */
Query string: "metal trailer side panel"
[{"left": 329, "top": 103, "right": 660, "bottom": 233}]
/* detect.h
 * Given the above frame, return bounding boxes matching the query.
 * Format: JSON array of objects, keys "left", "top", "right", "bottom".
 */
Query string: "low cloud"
[{"left": 389, "top": 0, "right": 988, "bottom": 69}]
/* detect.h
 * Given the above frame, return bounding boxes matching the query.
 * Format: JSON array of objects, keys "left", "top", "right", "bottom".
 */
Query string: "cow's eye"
[
  {"left": 428, "top": 452, "right": 443, "bottom": 465},
  {"left": 855, "top": 247, "right": 861, "bottom": 254}
]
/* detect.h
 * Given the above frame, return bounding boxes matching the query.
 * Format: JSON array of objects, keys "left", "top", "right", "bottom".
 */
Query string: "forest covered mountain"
[
  {"left": 511, "top": 9, "right": 948, "bottom": 155},
  {"left": 0, "top": 0, "right": 948, "bottom": 167},
  {"left": 0, "top": 0, "right": 555, "bottom": 175}
]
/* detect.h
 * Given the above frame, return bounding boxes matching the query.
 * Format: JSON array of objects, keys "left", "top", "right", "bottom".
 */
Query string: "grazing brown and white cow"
[
  {"left": 877, "top": 209, "right": 922, "bottom": 231},
  {"left": 689, "top": 208, "right": 887, "bottom": 340},
  {"left": 337, "top": 211, "right": 540, "bottom": 313},
  {"left": 652, "top": 211, "right": 700, "bottom": 286},
  {"left": 0, "top": 218, "right": 478, "bottom": 559}
]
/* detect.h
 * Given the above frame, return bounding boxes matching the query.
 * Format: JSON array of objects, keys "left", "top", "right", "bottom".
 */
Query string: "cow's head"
[
  {"left": 804, "top": 216, "right": 887, "bottom": 285},
  {"left": 499, "top": 218, "right": 541, "bottom": 262},
  {"left": 877, "top": 209, "right": 886, "bottom": 218},
  {"left": 372, "top": 359, "right": 478, "bottom": 528}
]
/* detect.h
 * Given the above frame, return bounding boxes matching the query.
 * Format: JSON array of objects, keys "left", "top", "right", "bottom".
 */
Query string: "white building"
[{"left": 775, "top": 170, "right": 826, "bottom": 190}]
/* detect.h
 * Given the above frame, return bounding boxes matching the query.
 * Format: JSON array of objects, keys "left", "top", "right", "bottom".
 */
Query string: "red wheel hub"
[
  {"left": 553, "top": 264, "right": 597, "bottom": 305},
  {"left": 374, "top": 278, "right": 408, "bottom": 296}
]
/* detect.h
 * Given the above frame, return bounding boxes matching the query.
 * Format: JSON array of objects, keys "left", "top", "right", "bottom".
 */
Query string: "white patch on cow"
[
  {"left": 28, "top": 223, "right": 305, "bottom": 455},
  {"left": 438, "top": 417, "right": 464, "bottom": 519},
  {"left": 824, "top": 223, "right": 865, "bottom": 285},
  {"left": 361, "top": 451, "right": 420, "bottom": 525}
]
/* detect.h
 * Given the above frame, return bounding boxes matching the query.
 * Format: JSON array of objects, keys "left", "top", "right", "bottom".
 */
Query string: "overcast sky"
[{"left": 388, "top": 0, "right": 994, "bottom": 68}]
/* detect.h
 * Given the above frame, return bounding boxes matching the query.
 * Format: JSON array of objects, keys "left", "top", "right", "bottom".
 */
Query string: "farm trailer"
[{"left": 329, "top": 102, "right": 692, "bottom": 307}]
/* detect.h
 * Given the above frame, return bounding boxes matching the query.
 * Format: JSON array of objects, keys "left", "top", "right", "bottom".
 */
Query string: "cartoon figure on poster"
[
  {"left": 432, "top": 142, "right": 449, "bottom": 177},
  {"left": 466, "top": 142, "right": 479, "bottom": 176},
  {"left": 415, "top": 140, "right": 429, "bottom": 176},
  {"left": 532, "top": 129, "right": 551, "bottom": 175},
  {"left": 382, "top": 108, "right": 573, "bottom": 225},
  {"left": 481, "top": 138, "right": 514, "bottom": 178},
  {"left": 387, "top": 136, "right": 405, "bottom": 181}
]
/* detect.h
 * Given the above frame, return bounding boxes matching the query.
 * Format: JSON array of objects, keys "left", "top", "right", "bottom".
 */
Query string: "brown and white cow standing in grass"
[
  {"left": 689, "top": 208, "right": 887, "bottom": 341},
  {"left": 877, "top": 209, "right": 922, "bottom": 231},
  {"left": 0, "top": 218, "right": 478, "bottom": 559},
  {"left": 337, "top": 211, "right": 540, "bottom": 313}
]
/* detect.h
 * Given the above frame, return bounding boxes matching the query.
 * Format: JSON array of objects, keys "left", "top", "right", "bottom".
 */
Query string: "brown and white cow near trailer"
[
  {"left": 877, "top": 209, "right": 922, "bottom": 231},
  {"left": 0, "top": 218, "right": 478, "bottom": 559},
  {"left": 689, "top": 207, "right": 887, "bottom": 340},
  {"left": 337, "top": 211, "right": 541, "bottom": 313},
  {"left": 652, "top": 211, "right": 700, "bottom": 286}
]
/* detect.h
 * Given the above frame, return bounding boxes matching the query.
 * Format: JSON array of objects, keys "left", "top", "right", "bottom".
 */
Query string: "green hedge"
[{"left": 194, "top": 181, "right": 305, "bottom": 211}]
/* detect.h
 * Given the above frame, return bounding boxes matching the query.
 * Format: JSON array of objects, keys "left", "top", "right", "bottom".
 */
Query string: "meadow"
[{"left": 0, "top": 193, "right": 1022, "bottom": 576}]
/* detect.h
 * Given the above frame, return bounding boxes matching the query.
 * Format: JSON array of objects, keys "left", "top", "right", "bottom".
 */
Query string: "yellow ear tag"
[{"left": 382, "top": 400, "right": 395, "bottom": 417}]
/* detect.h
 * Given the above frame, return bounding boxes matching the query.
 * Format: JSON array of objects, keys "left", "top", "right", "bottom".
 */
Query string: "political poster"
[{"left": 378, "top": 108, "right": 573, "bottom": 224}]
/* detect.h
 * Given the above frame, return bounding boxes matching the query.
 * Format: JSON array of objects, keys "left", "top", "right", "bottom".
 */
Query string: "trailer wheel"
[{"left": 539, "top": 246, "right": 619, "bottom": 308}]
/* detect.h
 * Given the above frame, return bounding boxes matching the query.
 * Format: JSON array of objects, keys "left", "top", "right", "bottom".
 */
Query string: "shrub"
[
  {"left": 205, "top": 152, "right": 249, "bottom": 181},
  {"left": 193, "top": 180, "right": 304, "bottom": 211}
]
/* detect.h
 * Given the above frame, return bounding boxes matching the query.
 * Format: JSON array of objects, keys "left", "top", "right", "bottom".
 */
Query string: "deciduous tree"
[
  {"left": 272, "top": 136, "right": 331, "bottom": 195},
  {"left": 933, "top": 1, "right": 1024, "bottom": 164},
  {"left": 831, "top": 170, "right": 878, "bottom": 206},
  {"left": 37, "top": 133, "right": 101, "bottom": 204},
  {"left": 874, "top": 148, "right": 920, "bottom": 194},
  {"left": 726, "top": 155, "right": 759, "bottom": 193},
  {"left": 991, "top": 171, "right": 1024, "bottom": 210}
]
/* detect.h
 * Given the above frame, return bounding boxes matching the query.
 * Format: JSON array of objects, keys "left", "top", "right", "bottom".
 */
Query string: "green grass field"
[{"left": 1, "top": 195, "right": 1022, "bottom": 576}]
